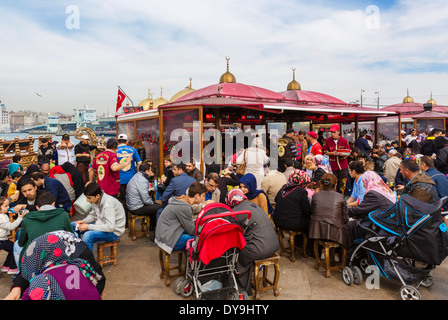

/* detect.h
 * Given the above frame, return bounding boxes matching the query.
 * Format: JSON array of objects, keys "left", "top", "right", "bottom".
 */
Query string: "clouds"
[{"left": 0, "top": 0, "right": 447, "bottom": 115}]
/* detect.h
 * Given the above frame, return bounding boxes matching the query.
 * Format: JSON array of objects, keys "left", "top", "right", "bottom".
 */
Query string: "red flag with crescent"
[{"left": 116, "top": 87, "right": 126, "bottom": 112}]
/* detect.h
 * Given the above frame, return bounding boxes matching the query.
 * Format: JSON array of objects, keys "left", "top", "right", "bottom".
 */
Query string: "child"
[
  {"left": 0, "top": 196, "right": 27, "bottom": 274},
  {"left": 8, "top": 155, "right": 22, "bottom": 177},
  {"left": 7, "top": 171, "right": 22, "bottom": 207}
]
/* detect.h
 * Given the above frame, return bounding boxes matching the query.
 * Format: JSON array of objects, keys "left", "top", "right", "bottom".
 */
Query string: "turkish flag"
[{"left": 116, "top": 87, "right": 126, "bottom": 112}]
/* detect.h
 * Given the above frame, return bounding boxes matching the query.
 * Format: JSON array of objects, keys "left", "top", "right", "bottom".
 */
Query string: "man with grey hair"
[{"left": 383, "top": 149, "right": 402, "bottom": 184}]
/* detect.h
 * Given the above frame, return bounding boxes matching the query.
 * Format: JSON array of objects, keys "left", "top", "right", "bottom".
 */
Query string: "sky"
[{"left": 1, "top": 0, "right": 448, "bottom": 116}]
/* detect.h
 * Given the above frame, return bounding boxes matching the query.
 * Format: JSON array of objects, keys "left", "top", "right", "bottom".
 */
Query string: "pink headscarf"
[
  {"left": 226, "top": 188, "right": 247, "bottom": 208},
  {"left": 361, "top": 171, "right": 396, "bottom": 203}
]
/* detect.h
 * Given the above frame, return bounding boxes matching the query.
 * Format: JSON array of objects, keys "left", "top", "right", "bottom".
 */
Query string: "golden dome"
[
  {"left": 287, "top": 67, "right": 301, "bottom": 91},
  {"left": 427, "top": 92, "right": 437, "bottom": 105},
  {"left": 170, "top": 78, "right": 196, "bottom": 102},
  {"left": 138, "top": 89, "right": 153, "bottom": 110},
  {"left": 153, "top": 87, "right": 169, "bottom": 109},
  {"left": 403, "top": 88, "right": 414, "bottom": 103},
  {"left": 219, "top": 56, "right": 236, "bottom": 83}
]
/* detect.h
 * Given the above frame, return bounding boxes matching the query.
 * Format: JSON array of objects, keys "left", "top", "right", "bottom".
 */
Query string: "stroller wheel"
[
  {"left": 420, "top": 274, "right": 434, "bottom": 288},
  {"left": 400, "top": 285, "right": 421, "bottom": 300},
  {"left": 342, "top": 267, "right": 354, "bottom": 286},
  {"left": 359, "top": 258, "right": 370, "bottom": 273},
  {"left": 352, "top": 266, "right": 363, "bottom": 285},
  {"left": 181, "top": 279, "right": 194, "bottom": 298},
  {"left": 173, "top": 277, "right": 185, "bottom": 295}
]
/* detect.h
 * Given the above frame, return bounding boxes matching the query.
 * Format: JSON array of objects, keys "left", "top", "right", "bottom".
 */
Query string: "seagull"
[{"left": 36, "top": 92, "right": 42, "bottom": 97}]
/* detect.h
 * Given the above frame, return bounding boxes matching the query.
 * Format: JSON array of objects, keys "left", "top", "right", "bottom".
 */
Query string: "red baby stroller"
[{"left": 173, "top": 203, "right": 251, "bottom": 300}]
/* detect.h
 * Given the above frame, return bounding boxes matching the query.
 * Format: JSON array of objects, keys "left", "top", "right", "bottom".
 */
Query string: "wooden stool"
[
  {"left": 159, "top": 248, "right": 186, "bottom": 286},
  {"left": 277, "top": 228, "right": 309, "bottom": 262},
  {"left": 97, "top": 240, "right": 119, "bottom": 268},
  {"left": 313, "top": 240, "right": 347, "bottom": 278},
  {"left": 252, "top": 254, "right": 280, "bottom": 300},
  {"left": 128, "top": 213, "right": 150, "bottom": 241}
]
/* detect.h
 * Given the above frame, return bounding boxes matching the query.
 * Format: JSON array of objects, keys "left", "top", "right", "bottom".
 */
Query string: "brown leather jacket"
[{"left": 309, "top": 190, "right": 351, "bottom": 248}]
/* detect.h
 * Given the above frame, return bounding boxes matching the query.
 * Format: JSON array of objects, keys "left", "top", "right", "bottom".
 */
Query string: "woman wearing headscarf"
[
  {"left": 4, "top": 230, "right": 105, "bottom": 300},
  {"left": 309, "top": 173, "right": 350, "bottom": 248},
  {"left": 303, "top": 154, "right": 331, "bottom": 183},
  {"left": 50, "top": 165, "right": 75, "bottom": 202},
  {"left": 226, "top": 188, "right": 279, "bottom": 296},
  {"left": 273, "top": 169, "right": 312, "bottom": 233},
  {"left": 238, "top": 173, "right": 274, "bottom": 216},
  {"left": 20, "top": 164, "right": 40, "bottom": 181},
  {"left": 235, "top": 135, "right": 269, "bottom": 189},
  {"left": 61, "top": 162, "right": 85, "bottom": 200},
  {"left": 347, "top": 170, "right": 397, "bottom": 242}
]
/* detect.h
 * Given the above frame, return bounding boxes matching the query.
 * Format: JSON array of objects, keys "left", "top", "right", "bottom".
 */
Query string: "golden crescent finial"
[
  {"left": 225, "top": 56, "right": 230, "bottom": 71},
  {"left": 189, "top": 77, "right": 192, "bottom": 89},
  {"left": 292, "top": 67, "right": 296, "bottom": 80}
]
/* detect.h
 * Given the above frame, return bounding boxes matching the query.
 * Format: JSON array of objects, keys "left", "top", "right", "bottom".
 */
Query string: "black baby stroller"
[
  {"left": 343, "top": 195, "right": 448, "bottom": 300},
  {"left": 173, "top": 203, "right": 251, "bottom": 300}
]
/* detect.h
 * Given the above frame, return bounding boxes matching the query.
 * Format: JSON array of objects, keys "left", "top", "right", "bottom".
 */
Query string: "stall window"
[
  {"left": 292, "top": 121, "right": 310, "bottom": 134},
  {"left": 117, "top": 121, "right": 134, "bottom": 140},
  {"left": 415, "top": 119, "right": 445, "bottom": 134},
  {"left": 135, "top": 118, "right": 160, "bottom": 175},
  {"left": 378, "top": 116, "right": 400, "bottom": 144},
  {"left": 162, "top": 108, "right": 200, "bottom": 165},
  {"left": 342, "top": 122, "right": 375, "bottom": 144}
]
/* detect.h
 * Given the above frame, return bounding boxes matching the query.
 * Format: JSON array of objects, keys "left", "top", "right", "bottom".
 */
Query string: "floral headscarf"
[
  {"left": 314, "top": 154, "right": 332, "bottom": 173},
  {"left": 21, "top": 231, "right": 102, "bottom": 291},
  {"left": 403, "top": 154, "right": 419, "bottom": 165},
  {"left": 279, "top": 169, "right": 311, "bottom": 198},
  {"left": 226, "top": 188, "right": 247, "bottom": 208},
  {"left": 361, "top": 170, "right": 396, "bottom": 203}
]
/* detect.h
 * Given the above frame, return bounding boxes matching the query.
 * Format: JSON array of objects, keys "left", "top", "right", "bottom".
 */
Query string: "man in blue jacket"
[
  {"left": 354, "top": 131, "right": 371, "bottom": 155},
  {"left": 30, "top": 172, "right": 72, "bottom": 213},
  {"left": 419, "top": 156, "right": 448, "bottom": 199},
  {"left": 157, "top": 162, "right": 196, "bottom": 218}
]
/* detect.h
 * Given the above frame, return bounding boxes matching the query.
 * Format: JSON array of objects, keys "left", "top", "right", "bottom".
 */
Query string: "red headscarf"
[{"left": 50, "top": 166, "right": 74, "bottom": 188}]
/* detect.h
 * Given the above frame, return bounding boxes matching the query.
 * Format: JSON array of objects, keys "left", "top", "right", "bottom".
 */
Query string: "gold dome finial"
[
  {"left": 403, "top": 88, "right": 414, "bottom": 103},
  {"left": 287, "top": 67, "right": 301, "bottom": 91},
  {"left": 427, "top": 92, "right": 437, "bottom": 105},
  {"left": 153, "top": 86, "right": 169, "bottom": 109},
  {"left": 169, "top": 78, "right": 196, "bottom": 102},
  {"left": 219, "top": 56, "right": 236, "bottom": 83}
]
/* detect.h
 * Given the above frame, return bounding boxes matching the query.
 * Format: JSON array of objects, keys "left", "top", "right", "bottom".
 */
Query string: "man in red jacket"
[{"left": 324, "top": 124, "right": 350, "bottom": 194}]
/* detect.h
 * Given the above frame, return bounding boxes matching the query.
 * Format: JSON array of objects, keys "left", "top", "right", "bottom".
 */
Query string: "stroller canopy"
[
  {"left": 369, "top": 195, "right": 448, "bottom": 265},
  {"left": 192, "top": 203, "right": 248, "bottom": 265}
]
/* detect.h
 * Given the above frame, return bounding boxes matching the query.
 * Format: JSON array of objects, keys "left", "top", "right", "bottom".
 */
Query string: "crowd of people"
[{"left": 0, "top": 124, "right": 447, "bottom": 300}]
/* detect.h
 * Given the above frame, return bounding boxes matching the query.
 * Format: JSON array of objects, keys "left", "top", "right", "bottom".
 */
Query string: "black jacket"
[
  {"left": 348, "top": 190, "right": 395, "bottom": 219},
  {"left": 420, "top": 137, "right": 436, "bottom": 156},
  {"left": 273, "top": 187, "right": 312, "bottom": 232}
]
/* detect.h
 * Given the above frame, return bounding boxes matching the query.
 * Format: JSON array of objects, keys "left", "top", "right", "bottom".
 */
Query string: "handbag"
[
  {"left": 73, "top": 193, "right": 92, "bottom": 216},
  {"left": 236, "top": 149, "right": 247, "bottom": 175}
]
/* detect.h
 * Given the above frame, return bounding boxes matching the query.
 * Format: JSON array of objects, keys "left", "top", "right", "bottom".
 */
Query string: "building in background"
[{"left": 0, "top": 104, "right": 11, "bottom": 133}]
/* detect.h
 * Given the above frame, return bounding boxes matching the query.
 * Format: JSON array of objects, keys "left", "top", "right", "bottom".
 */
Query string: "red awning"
[
  {"left": 172, "top": 82, "right": 285, "bottom": 103},
  {"left": 278, "top": 89, "right": 349, "bottom": 105}
]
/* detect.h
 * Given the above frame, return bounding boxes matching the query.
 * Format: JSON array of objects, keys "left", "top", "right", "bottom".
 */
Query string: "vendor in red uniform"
[
  {"left": 306, "top": 131, "right": 323, "bottom": 156},
  {"left": 324, "top": 124, "right": 350, "bottom": 194}
]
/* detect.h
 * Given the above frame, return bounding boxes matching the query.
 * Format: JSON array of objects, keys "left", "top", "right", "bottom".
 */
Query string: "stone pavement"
[{"left": 1, "top": 222, "right": 448, "bottom": 301}]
